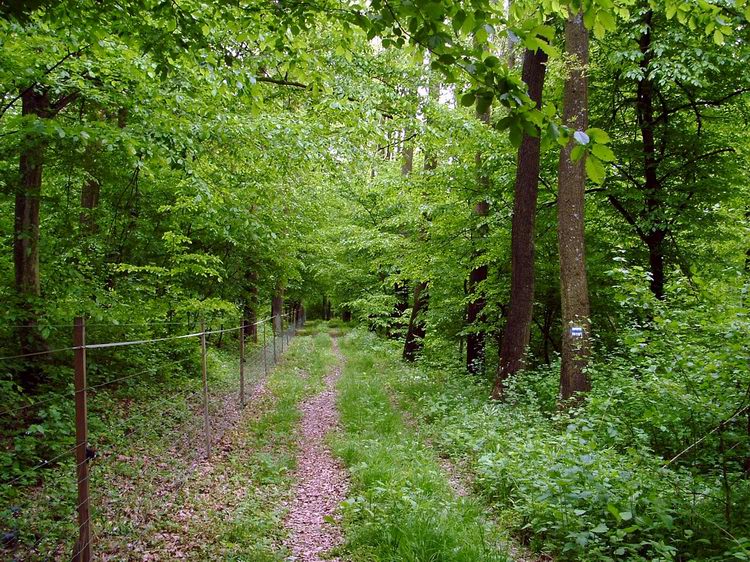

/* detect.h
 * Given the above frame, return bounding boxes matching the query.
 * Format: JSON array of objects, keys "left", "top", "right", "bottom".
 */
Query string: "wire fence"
[{"left": 0, "top": 308, "right": 304, "bottom": 561}]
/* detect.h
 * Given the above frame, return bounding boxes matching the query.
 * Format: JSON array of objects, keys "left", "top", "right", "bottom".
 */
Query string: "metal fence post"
[
  {"left": 239, "top": 320, "right": 245, "bottom": 409},
  {"left": 200, "top": 320, "right": 211, "bottom": 460},
  {"left": 73, "top": 317, "right": 91, "bottom": 562},
  {"left": 262, "top": 320, "right": 268, "bottom": 376}
]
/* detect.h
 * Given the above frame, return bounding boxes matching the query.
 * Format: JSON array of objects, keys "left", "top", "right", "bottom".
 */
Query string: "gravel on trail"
[{"left": 283, "top": 337, "right": 348, "bottom": 562}]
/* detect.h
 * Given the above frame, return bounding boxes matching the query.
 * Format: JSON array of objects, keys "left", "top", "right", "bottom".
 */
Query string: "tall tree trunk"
[
  {"left": 14, "top": 89, "right": 51, "bottom": 365},
  {"left": 391, "top": 129, "right": 414, "bottom": 339},
  {"left": 402, "top": 77, "right": 438, "bottom": 361},
  {"left": 79, "top": 175, "right": 100, "bottom": 232},
  {"left": 466, "top": 105, "right": 491, "bottom": 375},
  {"left": 492, "top": 47, "right": 549, "bottom": 398},
  {"left": 272, "top": 284, "right": 284, "bottom": 334},
  {"left": 403, "top": 281, "right": 428, "bottom": 361},
  {"left": 401, "top": 133, "right": 414, "bottom": 176},
  {"left": 557, "top": 10, "right": 592, "bottom": 401},
  {"left": 636, "top": 9, "right": 666, "bottom": 300}
]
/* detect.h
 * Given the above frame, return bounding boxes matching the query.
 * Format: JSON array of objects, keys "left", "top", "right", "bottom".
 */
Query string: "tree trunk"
[
  {"left": 646, "top": 229, "right": 666, "bottom": 300},
  {"left": 636, "top": 10, "right": 666, "bottom": 300},
  {"left": 401, "top": 77, "right": 438, "bottom": 361},
  {"left": 272, "top": 284, "right": 283, "bottom": 334},
  {"left": 391, "top": 128, "right": 414, "bottom": 339},
  {"left": 14, "top": 89, "right": 51, "bottom": 364},
  {"left": 557, "top": 10, "right": 592, "bottom": 401},
  {"left": 466, "top": 105, "right": 491, "bottom": 376},
  {"left": 403, "top": 281, "right": 428, "bottom": 361},
  {"left": 492, "top": 47, "right": 548, "bottom": 398},
  {"left": 401, "top": 131, "right": 414, "bottom": 176}
]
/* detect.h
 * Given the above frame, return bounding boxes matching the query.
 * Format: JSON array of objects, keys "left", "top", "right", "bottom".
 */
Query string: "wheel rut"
[{"left": 283, "top": 335, "right": 348, "bottom": 561}]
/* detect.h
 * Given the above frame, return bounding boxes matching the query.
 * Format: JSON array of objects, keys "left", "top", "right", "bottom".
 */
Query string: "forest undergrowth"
[{"left": 339, "top": 311, "right": 750, "bottom": 562}]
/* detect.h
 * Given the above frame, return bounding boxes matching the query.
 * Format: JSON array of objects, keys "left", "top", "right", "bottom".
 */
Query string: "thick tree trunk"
[
  {"left": 403, "top": 281, "right": 428, "bottom": 361},
  {"left": 14, "top": 89, "right": 51, "bottom": 364},
  {"left": 636, "top": 10, "right": 666, "bottom": 300},
  {"left": 466, "top": 105, "right": 491, "bottom": 375},
  {"left": 492, "top": 47, "right": 548, "bottom": 398},
  {"left": 557, "top": 10, "right": 592, "bottom": 401}
]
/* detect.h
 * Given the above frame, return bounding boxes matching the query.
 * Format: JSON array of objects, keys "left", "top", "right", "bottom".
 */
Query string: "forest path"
[{"left": 282, "top": 335, "right": 348, "bottom": 561}]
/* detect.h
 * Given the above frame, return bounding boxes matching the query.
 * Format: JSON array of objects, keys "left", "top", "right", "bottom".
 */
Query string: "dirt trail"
[{"left": 283, "top": 336, "right": 348, "bottom": 562}]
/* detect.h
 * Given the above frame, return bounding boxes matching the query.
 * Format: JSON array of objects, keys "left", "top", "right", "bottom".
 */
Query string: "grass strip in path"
[
  {"left": 331, "top": 330, "right": 509, "bottom": 562},
  {"left": 219, "top": 329, "right": 337, "bottom": 561},
  {"left": 283, "top": 335, "right": 349, "bottom": 561}
]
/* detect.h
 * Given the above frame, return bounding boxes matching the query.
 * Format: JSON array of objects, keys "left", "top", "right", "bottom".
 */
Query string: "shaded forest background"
[{"left": 1, "top": 0, "right": 749, "bottom": 560}]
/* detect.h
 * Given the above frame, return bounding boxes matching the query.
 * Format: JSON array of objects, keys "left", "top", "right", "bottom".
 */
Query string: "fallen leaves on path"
[{"left": 283, "top": 338, "right": 348, "bottom": 562}]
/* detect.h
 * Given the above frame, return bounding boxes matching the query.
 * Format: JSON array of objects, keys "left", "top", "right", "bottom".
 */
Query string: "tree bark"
[
  {"left": 402, "top": 77, "right": 438, "bottom": 361},
  {"left": 14, "top": 89, "right": 51, "bottom": 363},
  {"left": 636, "top": 10, "right": 666, "bottom": 300},
  {"left": 466, "top": 105, "right": 491, "bottom": 375},
  {"left": 272, "top": 284, "right": 284, "bottom": 334},
  {"left": 557, "top": 10, "right": 592, "bottom": 401},
  {"left": 492, "top": 47, "right": 548, "bottom": 398},
  {"left": 403, "top": 281, "right": 428, "bottom": 361}
]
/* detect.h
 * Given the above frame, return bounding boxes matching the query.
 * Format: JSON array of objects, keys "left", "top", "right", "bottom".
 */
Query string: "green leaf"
[
  {"left": 607, "top": 503, "right": 622, "bottom": 522},
  {"left": 509, "top": 125, "right": 523, "bottom": 148},
  {"left": 460, "top": 92, "right": 476, "bottom": 107},
  {"left": 585, "top": 155, "right": 607, "bottom": 184},
  {"left": 571, "top": 144, "right": 586, "bottom": 162},
  {"left": 586, "top": 127, "right": 610, "bottom": 144},
  {"left": 591, "top": 144, "right": 616, "bottom": 162},
  {"left": 591, "top": 522, "right": 609, "bottom": 534}
]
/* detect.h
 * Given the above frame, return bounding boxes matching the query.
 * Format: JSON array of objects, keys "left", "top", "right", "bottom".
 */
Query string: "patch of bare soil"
[{"left": 283, "top": 337, "right": 348, "bottom": 562}]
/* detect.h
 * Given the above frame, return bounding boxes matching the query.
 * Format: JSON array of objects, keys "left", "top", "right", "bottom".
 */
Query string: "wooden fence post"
[
  {"left": 239, "top": 320, "right": 245, "bottom": 409},
  {"left": 200, "top": 320, "right": 211, "bottom": 460},
  {"left": 73, "top": 317, "right": 91, "bottom": 562}
]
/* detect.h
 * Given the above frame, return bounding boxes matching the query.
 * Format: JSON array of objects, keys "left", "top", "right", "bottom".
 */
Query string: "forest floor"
[
  {"left": 3, "top": 322, "right": 538, "bottom": 561},
  {"left": 208, "top": 322, "right": 533, "bottom": 561}
]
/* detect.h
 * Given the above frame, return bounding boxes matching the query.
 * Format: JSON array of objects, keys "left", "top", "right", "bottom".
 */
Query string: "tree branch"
[
  {"left": 658, "top": 147, "right": 735, "bottom": 184},
  {"left": 654, "top": 88, "right": 750, "bottom": 125},
  {"left": 606, "top": 193, "right": 647, "bottom": 241},
  {"left": 0, "top": 47, "right": 87, "bottom": 120}
]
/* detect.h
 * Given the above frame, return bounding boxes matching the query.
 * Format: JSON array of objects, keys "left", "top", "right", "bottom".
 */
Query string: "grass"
[{"left": 331, "top": 328, "right": 509, "bottom": 562}]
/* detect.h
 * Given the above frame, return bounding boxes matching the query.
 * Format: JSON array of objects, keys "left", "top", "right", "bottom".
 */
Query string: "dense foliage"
[{"left": 1, "top": 0, "right": 749, "bottom": 560}]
